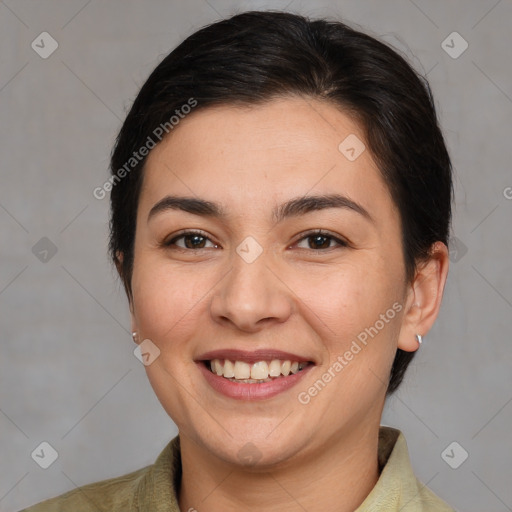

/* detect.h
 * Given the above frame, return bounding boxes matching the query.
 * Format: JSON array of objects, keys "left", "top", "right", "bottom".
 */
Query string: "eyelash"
[{"left": 163, "top": 229, "right": 349, "bottom": 251}]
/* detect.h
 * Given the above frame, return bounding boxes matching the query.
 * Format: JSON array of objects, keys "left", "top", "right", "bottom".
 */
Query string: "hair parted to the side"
[{"left": 109, "top": 10, "right": 453, "bottom": 395}]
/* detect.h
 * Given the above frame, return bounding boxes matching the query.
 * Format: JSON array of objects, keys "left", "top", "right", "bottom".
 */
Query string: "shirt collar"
[{"left": 136, "top": 426, "right": 448, "bottom": 511}]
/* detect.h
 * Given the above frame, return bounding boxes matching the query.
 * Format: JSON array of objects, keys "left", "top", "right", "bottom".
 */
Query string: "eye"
[
  {"left": 163, "top": 229, "right": 348, "bottom": 251},
  {"left": 164, "top": 230, "right": 219, "bottom": 250},
  {"left": 293, "top": 229, "right": 349, "bottom": 250}
]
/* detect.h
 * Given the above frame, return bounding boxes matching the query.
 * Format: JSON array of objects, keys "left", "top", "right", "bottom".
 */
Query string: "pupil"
[
  {"left": 311, "top": 235, "right": 329, "bottom": 249},
  {"left": 184, "top": 235, "right": 331, "bottom": 250},
  {"left": 186, "top": 235, "right": 205, "bottom": 249}
]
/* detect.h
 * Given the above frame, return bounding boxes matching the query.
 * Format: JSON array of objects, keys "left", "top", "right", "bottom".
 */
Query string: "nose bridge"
[{"left": 210, "top": 241, "right": 292, "bottom": 331}]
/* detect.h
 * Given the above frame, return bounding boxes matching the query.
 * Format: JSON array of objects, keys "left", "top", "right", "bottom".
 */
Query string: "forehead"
[{"left": 139, "top": 96, "right": 394, "bottom": 222}]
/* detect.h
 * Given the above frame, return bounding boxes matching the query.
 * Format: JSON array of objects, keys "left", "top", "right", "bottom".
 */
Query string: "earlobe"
[
  {"left": 115, "top": 250, "right": 135, "bottom": 313},
  {"left": 116, "top": 250, "right": 137, "bottom": 322},
  {"left": 397, "top": 242, "right": 450, "bottom": 352},
  {"left": 115, "top": 250, "right": 124, "bottom": 275},
  {"left": 129, "top": 305, "right": 139, "bottom": 343}
]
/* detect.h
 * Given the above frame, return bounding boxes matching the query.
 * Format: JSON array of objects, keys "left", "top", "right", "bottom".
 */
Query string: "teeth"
[
  {"left": 223, "top": 359, "right": 235, "bottom": 378},
  {"left": 208, "top": 358, "right": 309, "bottom": 381},
  {"left": 268, "top": 359, "right": 282, "bottom": 377},
  {"left": 234, "top": 361, "right": 251, "bottom": 379},
  {"left": 213, "top": 359, "right": 223, "bottom": 376},
  {"left": 251, "top": 361, "right": 269, "bottom": 380}
]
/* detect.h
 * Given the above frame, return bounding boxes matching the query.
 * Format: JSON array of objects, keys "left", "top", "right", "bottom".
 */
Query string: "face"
[{"left": 129, "top": 96, "right": 412, "bottom": 467}]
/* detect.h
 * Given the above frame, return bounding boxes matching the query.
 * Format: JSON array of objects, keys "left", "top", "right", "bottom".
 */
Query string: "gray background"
[{"left": 1, "top": 1, "right": 511, "bottom": 511}]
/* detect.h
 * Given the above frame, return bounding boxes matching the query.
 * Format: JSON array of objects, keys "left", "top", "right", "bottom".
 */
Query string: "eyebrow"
[{"left": 147, "top": 194, "right": 373, "bottom": 224}]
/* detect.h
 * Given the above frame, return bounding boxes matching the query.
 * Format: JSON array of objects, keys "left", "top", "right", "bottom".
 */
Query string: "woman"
[{"left": 22, "top": 10, "right": 453, "bottom": 511}]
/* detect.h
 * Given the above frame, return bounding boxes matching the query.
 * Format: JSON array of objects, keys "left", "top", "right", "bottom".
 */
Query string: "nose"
[{"left": 209, "top": 248, "right": 294, "bottom": 333}]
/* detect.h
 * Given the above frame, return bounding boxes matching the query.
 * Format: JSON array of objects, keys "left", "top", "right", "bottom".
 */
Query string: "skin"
[{"left": 124, "top": 96, "right": 449, "bottom": 511}]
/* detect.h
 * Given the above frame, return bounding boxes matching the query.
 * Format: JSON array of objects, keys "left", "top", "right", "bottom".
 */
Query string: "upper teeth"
[{"left": 210, "top": 359, "right": 308, "bottom": 380}]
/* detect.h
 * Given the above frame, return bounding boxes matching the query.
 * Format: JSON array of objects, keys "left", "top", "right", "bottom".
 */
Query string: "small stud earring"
[
  {"left": 132, "top": 331, "right": 138, "bottom": 343},
  {"left": 415, "top": 334, "right": 423, "bottom": 345}
]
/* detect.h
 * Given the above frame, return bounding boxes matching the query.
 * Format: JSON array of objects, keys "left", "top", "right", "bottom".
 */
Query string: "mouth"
[
  {"left": 201, "top": 358, "right": 313, "bottom": 383},
  {"left": 195, "top": 349, "right": 316, "bottom": 400}
]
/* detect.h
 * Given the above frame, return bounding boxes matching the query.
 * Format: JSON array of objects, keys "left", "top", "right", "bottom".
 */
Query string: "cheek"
[
  {"left": 289, "top": 260, "right": 401, "bottom": 339},
  {"left": 130, "top": 255, "right": 212, "bottom": 344},
  {"left": 290, "top": 260, "right": 404, "bottom": 396}
]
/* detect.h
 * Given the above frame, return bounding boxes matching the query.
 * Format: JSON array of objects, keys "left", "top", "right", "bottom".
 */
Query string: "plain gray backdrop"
[{"left": 1, "top": 1, "right": 511, "bottom": 511}]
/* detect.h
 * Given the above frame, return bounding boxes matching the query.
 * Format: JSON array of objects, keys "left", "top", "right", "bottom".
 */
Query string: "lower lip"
[{"left": 197, "top": 362, "right": 314, "bottom": 401}]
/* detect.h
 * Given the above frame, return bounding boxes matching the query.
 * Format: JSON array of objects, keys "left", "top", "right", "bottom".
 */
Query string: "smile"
[
  {"left": 208, "top": 358, "right": 310, "bottom": 383},
  {"left": 197, "top": 359, "right": 315, "bottom": 400}
]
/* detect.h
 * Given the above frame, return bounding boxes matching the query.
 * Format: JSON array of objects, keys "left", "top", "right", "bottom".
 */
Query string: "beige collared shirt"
[{"left": 20, "top": 426, "right": 454, "bottom": 511}]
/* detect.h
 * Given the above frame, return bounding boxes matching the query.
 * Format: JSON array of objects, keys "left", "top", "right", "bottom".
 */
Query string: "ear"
[
  {"left": 114, "top": 250, "right": 124, "bottom": 277},
  {"left": 397, "top": 241, "right": 450, "bottom": 352},
  {"left": 115, "top": 250, "right": 136, "bottom": 320}
]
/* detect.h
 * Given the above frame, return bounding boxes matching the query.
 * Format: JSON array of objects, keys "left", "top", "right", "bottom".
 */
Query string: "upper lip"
[{"left": 196, "top": 349, "right": 315, "bottom": 365}]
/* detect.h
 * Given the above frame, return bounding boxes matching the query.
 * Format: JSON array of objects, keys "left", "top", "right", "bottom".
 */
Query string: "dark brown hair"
[{"left": 109, "top": 10, "right": 453, "bottom": 394}]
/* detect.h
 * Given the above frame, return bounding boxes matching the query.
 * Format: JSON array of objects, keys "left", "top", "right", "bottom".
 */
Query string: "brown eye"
[
  {"left": 295, "top": 230, "right": 348, "bottom": 250},
  {"left": 165, "top": 231, "right": 218, "bottom": 250}
]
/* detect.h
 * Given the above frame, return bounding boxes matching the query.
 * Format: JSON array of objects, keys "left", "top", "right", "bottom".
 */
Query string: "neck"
[{"left": 178, "top": 424, "right": 381, "bottom": 512}]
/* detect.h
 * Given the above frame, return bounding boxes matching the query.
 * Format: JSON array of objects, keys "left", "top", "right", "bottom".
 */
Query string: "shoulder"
[
  {"left": 412, "top": 484, "right": 455, "bottom": 512},
  {"left": 357, "top": 426, "right": 456, "bottom": 512},
  {"left": 18, "top": 464, "right": 152, "bottom": 512},
  {"left": 391, "top": 431, "right": 455, "bottom": 511},
  {"left": 19, "top": 436, "right": 181, "bottom": 512}
]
